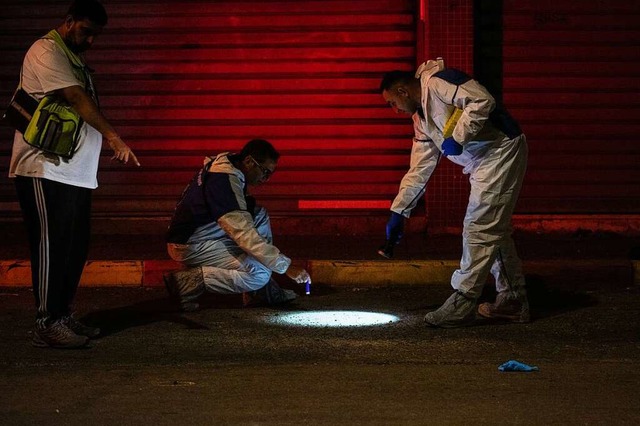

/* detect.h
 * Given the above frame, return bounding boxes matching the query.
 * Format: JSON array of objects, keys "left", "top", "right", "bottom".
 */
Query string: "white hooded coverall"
[
  {"left": 166, "top": 153, "right": 291, "bottom": 294},
  {"left": 391, "top": 60, "right": 528, "bottom": 299}
]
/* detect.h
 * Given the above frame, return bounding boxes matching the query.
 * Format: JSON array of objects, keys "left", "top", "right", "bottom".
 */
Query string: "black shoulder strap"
[{"left": 200, "top": 159, "right": 214, "bottom": 214}]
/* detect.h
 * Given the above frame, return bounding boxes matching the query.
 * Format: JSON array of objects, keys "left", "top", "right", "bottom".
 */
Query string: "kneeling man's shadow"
[{"left": 81, "top": 293, "right": 243, "bottom": 337}]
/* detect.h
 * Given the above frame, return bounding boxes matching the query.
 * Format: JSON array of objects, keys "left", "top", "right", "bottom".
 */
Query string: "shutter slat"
[
  {"left": 0, "top": 0, "right": 415, "bottom": 218},
  {"left": 504, "top": 1, "right": 640, "bottom": 214}
]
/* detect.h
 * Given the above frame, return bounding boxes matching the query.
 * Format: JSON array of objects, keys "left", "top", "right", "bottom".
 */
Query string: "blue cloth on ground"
[{"left": 498, "top": 360, "right": 539, "bottom": 372}]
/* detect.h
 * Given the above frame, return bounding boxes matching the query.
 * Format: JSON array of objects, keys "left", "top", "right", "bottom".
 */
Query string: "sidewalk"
[{"left": 1, "top": 220, "right": 638, "bottom": 288}]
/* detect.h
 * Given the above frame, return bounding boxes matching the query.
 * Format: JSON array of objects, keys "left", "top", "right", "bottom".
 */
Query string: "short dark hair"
[
  {"left": 379, "top": 70, "right": 416, "bottom": 93},
  {"left": 239, "top": 139, "right": 280, "bottom": 163},
  {"left": 67, "top": 0, "right": 108, "bottom": 26}
]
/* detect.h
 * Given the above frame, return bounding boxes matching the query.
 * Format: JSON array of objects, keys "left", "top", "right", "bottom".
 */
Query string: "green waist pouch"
[{"left": 23, "top": 96, "right": 83, "bottom": 159}]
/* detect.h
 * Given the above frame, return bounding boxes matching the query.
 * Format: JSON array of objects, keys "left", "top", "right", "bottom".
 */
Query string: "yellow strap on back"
[
  {"left": 43, "top": 30, "right": 89, "bottom": 87},
  {"left": 44, "top": 30, "right": 85, "bottom": 69},
  {"left": 443, "top": 108, "right": 463, "bottom": 139},
  {"left": 43, "top": 30, "right": 97, "bottom": 103}
]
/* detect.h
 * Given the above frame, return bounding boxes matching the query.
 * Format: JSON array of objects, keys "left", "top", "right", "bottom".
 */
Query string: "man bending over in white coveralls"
[
  {"left": 164, "top": 139, "right": 311, "bottom": 311},
  {"left": 380, "top": 58, "right": 529, "bottom": 328}
]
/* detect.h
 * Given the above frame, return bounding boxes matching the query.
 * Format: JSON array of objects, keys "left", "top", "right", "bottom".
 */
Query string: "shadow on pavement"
[
  {"left": 81, "top": 287, "right": 328, "bottom": 337},
  {"left": 80, "top": 274, "right": 599, "bottom": 337},
  {"left": 81, "top": 297, "right": 212, "bottom": 337},
  {"left": 405, "top": 274, "right": 599, "bottom": 322},
  {"left": 525, "top": 274, "right": 598, "bottom": 320}
]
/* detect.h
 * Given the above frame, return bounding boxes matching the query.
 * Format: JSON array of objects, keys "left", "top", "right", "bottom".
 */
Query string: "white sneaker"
[
  {"left": 478, "top": 291, "right": 530, "bottom": 323},
  {"left": 424, "top": 291, "right": 477, "bottom": 328}
]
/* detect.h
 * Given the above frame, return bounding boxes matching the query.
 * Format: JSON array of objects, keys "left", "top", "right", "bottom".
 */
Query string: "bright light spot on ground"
[{"left": 267, "top": 310, "right": 400, "bottom": 327}]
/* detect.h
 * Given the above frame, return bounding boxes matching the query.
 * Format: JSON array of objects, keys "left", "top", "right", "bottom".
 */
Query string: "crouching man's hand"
[{"left": 285, "top": 265, "right": 311, "bottom": 284}]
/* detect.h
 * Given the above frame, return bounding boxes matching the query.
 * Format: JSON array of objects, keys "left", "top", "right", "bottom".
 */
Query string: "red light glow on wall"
[{"left": 298, "top": 200, "right": 392, "bottom": 210}]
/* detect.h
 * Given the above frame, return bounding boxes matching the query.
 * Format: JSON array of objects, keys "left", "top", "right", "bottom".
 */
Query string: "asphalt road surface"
[{"left": 1, "top": 277, "right": 639, "bottom": 425}]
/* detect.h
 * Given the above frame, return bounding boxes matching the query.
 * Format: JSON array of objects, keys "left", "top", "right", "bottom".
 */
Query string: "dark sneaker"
[
  {"left": 179, "top": 301, "right": 200, "bottom": 312},
  {"left": 64, "top": 315, "right": 101, "bottom": 338},
  {"left": 163, "top": 271, "right": 179, "bottom": 298},
  {"left": 32, "top": 320, "right": 89, "bottom": 349},
  {"left": 163, "top": 268, "right": 205, "bottom": 312},
  {"left": 478, "top": 291, "right": 530, "bottom": 323},
  {"left": 242, "top": 279, "right": 297, "bottom": 308},
  {"left": 424, "top": 291, "right": 477, "bottom": 328}
]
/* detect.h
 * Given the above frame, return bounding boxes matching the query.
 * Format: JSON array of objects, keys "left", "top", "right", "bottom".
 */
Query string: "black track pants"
[{"left": 14, "top": 176, "right": 92, "bottom": 328}]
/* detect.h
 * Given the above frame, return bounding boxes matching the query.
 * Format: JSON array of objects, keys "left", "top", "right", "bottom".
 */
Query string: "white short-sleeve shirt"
[{"left": 8, "top": 37, "right": 103, "bottom": 189}]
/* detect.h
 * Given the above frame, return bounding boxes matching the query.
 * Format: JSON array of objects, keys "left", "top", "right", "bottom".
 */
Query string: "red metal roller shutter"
[
  {"left": 0, "top": 0, "right": 417, "bottom": 235},
  {"left": 503, "top": 0, "right": 640, "bottom": 215}
]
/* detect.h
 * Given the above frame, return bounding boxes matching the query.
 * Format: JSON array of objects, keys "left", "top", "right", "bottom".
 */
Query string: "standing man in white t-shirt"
[{"left": 9, "top": 0, "right": 140, "bottom": 348}]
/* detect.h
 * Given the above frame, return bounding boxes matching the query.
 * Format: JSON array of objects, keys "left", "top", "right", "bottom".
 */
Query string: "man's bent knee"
[{"left": 237, "top": 257, "right": 272, "bottom": 292}]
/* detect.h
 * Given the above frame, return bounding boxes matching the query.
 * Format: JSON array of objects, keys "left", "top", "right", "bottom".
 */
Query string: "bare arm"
[{"left": 57, "top": 85, "right": 140, "bottom": 166}]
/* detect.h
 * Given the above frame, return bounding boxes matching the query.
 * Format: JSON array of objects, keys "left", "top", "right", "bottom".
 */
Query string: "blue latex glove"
[
  {"left": 385, "top": 212, "right": 404, "bottom": 244},
  {"left": 498, "top": 360, "right": 539, "bottom": 372},
  {"left": 442, "top": 137, "right": 463, "bottom": 157},
  {"left": 378, "top": 212, "right": 405, "bottom": 258}
]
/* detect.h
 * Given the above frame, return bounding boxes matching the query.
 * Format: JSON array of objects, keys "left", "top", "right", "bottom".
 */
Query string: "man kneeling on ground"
[{"left": 164, "top": 139, "right": 311, "bottom": 311}]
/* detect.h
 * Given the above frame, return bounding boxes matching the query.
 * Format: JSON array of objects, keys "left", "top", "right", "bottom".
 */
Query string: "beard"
[
  {"left": 62, "top": 33, "right": 88, "bottom": 54},
  {"left": 68, "top": 41, "right": 89, "bottom": 54}
]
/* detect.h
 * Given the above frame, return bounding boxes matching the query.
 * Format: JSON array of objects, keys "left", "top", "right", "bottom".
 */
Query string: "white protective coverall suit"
[
  {"left": 391, "top": 59, "right": 528, "bottom": 300},
  {"left": 166, "top": 153, "right": 291, "bottom": 294}
]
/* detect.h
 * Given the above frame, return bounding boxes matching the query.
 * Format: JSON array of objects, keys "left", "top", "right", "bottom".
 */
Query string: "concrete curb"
[
  {"left": 0, "top": 260, "right": 177, "bottom": 288},
  {"left": 0, "top": 258, "right": 635, "bottom": 287},
  {"left": 308, "top": 259, "right": 459, "bottom": 287}
]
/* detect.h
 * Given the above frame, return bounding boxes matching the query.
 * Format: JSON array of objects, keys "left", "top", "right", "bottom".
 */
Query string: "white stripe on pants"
[
  {"left": 33, "top": 179, "right": 50, "bottom": 327},
  {"left": 14, "top": 176, "right": 92, "bottom": 328}
]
